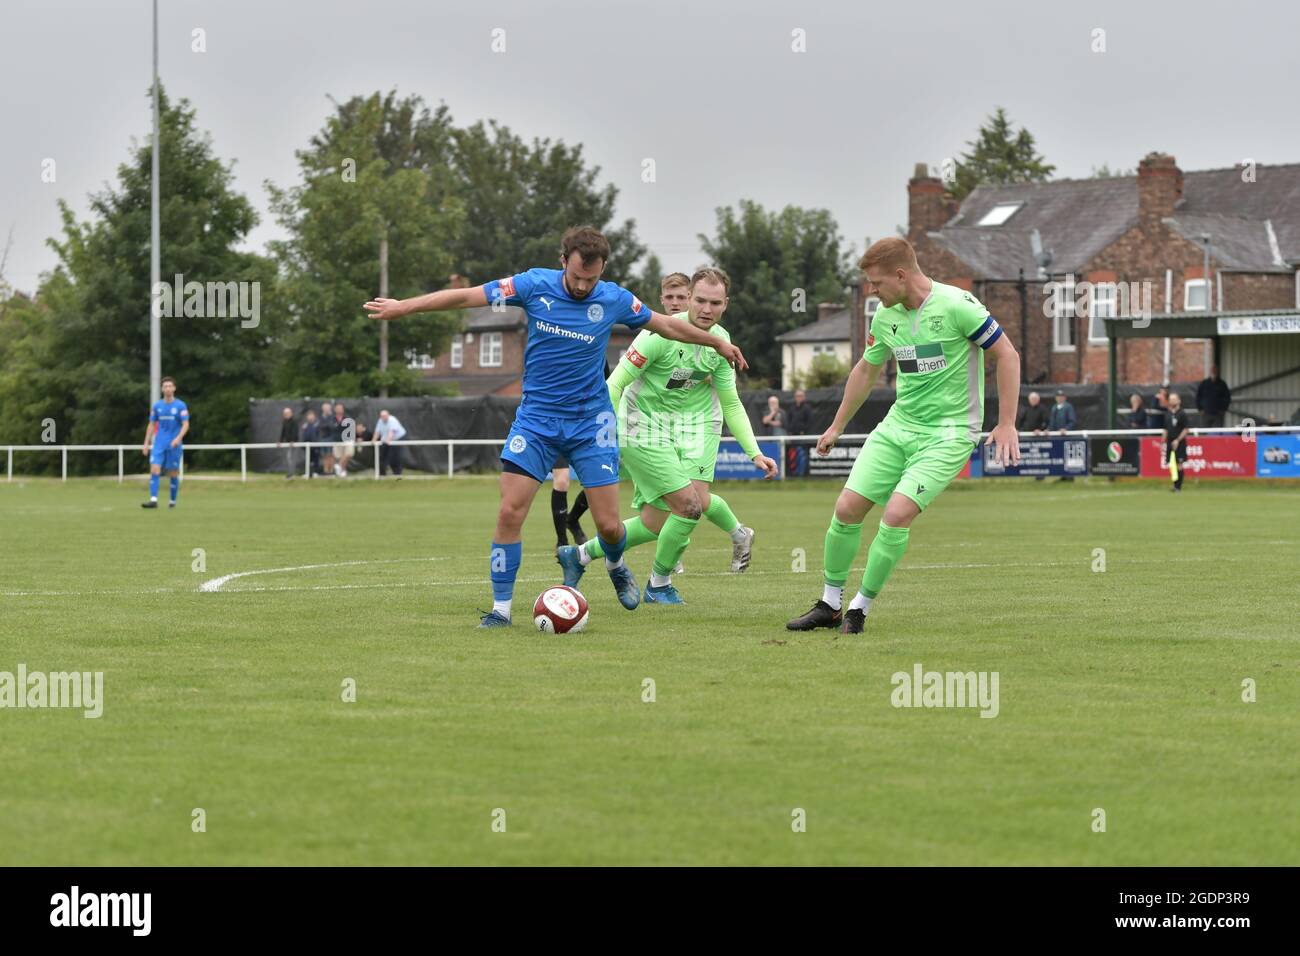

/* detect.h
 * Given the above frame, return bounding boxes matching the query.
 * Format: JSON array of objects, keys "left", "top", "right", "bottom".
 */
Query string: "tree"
[
  {"left": 951, "top": 107, "right": 1055, "bottom": 200},
  {"left": 267, "top": 91, "right": 465, "bottom": 396},
  {"left": 699, "top": 201, "right": 851, "bottom": 383},
  {"left": 0, "top": 86, "right": 278, "bottom": 472},
  {"left": 268, "top": 92, "right": 653, "bottom": 395},
  {"left": 628, "top": 252, "right": 665, "bottom": 309},
  {"left": 447, "top": 119, "right": 646, "bottom": 285},
  {"left": 1090, "top": 163, "right": 1134, "bottom": 179},
  {"left": 793, "top": 353, "right": 851, "bottom": 391}
]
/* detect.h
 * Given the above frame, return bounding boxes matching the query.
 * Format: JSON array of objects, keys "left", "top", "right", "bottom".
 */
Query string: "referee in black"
[{"left": 1164, "top": 392, "right": 1192, "bottom": 492}]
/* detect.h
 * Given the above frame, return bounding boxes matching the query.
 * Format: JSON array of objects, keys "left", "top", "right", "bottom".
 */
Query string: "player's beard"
[{"left": 563, "top": 276, "right": 593, "bottom": 300}]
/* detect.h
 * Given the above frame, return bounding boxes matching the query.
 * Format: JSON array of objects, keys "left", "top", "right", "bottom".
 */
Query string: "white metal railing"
[{"left": 3, "top": 426, "right": 1296, "bottom": 483}]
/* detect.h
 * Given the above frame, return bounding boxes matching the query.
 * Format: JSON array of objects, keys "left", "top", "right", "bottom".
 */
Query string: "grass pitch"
[{"left": 1, "top": 473, "right": 1297, "bottom": 865}]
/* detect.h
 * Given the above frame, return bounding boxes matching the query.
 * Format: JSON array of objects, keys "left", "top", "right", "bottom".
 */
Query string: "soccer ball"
[{"left": 533, "top": 585, "right": 589, "bottom": 633}]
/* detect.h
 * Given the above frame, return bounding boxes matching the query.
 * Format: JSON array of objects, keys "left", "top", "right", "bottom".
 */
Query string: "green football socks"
[
  {"left": 860, "top": 522, "right": 910, "bottom": 599},
  {"left": 583, "top": 516, "right": 659, "bottom": 563},
  {"left": 822, "top": 517, "right": 863, "bottom": 587},
  {"left": 652, "top": 514, "right": 698, "bottom": 577},
  {"left": 703, "top": 494, "right": 740, "bottom": 534}
]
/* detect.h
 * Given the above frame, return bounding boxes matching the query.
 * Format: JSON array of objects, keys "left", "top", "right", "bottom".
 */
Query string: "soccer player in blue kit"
[
  {"left": 141, "top": 375, "right": 190, "bottom": 509},
  {"left": 365, "top": 226, "right": 747, "bottom": 627}
]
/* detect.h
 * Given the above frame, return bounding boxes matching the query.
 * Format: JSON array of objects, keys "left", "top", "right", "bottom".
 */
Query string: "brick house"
[
  {"left": 412, "top": 305, "right": 637, "bottom": 396},
  {"left": 904, "top": 153, "right": 1300, "bottom": 396}
]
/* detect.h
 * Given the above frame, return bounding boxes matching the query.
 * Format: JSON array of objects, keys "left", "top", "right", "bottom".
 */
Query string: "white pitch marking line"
[{"left": 198, "top": 556, "right": 450, "bottom": 593}]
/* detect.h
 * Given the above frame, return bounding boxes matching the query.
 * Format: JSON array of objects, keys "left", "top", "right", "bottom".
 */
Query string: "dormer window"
[{"left": 977, "top": 202, "right": 1024, "bottom": 227}]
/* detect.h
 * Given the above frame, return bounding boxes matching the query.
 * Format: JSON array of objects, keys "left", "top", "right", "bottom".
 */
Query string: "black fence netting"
[{"left": 249, "top": 383, "right": 1188, "bottom": 475}]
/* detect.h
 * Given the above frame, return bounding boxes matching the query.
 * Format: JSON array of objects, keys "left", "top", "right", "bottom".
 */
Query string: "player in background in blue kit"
[
  {"left": 365, "top": 226, "right": 747, "bottom": 628},
  {"left": 141, "top": 375, "right": 190, "bottom": 509}
]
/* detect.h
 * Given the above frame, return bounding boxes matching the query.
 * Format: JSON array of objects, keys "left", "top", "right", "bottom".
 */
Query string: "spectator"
[
  {"left": 786, "top": 388, "right": 813, "bottom": 476},
  {"left": 1048, "top": 389, "right": 1077, "bottom": 433},
  {"left": 762, "top": 395, "right": 787, "bottom": 436},
  {"left": 1048, "top": 389, "right": 1078, "bottom": 482},
  {"left": 1165, "top": 392, "right": 1191, "bottom": 492},
  {"left": 333, "top": 402, "right": 355, "bottom": 477},
  {"left": 276, "top": 407, "right": 297, "bottom": 479},
  {"left": 373, "top": 409, "right": 407, "bottom": 477},
  {"left": 1017, "top": 391, "right": 1050, "bottom": 433},
  {"left": 1126, "top": 393, "right": 1148, "bottom": 430},
  {"left": 1196, "top": 364, "right": 1232, "bottom": 428},
  {"left": 301, "top": 410, "right": 320, "bottom": 478},
  {"left": 317, "top": 402, "right": 337, "bottom": 475}
]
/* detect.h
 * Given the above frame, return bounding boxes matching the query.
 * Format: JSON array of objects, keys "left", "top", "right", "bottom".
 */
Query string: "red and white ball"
[{"left": 533, "top": 585, "right": 589, "bottom": 633}]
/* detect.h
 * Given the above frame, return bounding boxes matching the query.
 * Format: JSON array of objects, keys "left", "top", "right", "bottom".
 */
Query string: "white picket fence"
[{"left": 3, "top": 426, "right": 1295, "bottom": 482}]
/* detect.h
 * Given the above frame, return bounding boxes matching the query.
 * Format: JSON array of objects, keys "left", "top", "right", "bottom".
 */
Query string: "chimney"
[
  {"left": 817, "top": 302, "right": 843, "bottom": 323},
  {"left": 1137, "top": 152, "right": 1183, "bottom": 227},
  {"left": 908, "top": 162, "right": 957, "bottom": 242}
]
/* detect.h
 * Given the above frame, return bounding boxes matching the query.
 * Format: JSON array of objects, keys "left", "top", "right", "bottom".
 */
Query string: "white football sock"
[
  {"left": 577, "top": 546, "right": 592, "bottom": 567},
  {"left": 848, "top": 592, "right": 874, "bottom": 613},
  {"left": 650, "top": 571, "right": 671, "bottom": 588},
  {"left": 605, "top": 556, "right": 624, "bottom": 571},
  {"left": 492, "top": 599, "right": 512, "bottom": 620},
  {"left": 730, "top": 525, "right": 749, "bottom": 543},
  {"left": 822, "top": 584, "right": 843, "bottom": 610}
]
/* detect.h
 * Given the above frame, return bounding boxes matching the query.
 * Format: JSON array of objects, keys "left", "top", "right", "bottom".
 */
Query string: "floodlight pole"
[{"left": 149, "top": 0, "right": 161, "bottom": 404}]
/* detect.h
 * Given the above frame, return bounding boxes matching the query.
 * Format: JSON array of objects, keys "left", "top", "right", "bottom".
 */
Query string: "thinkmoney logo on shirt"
[
  {"left": 894, "top": 342, "right": 947, "bottom": 374},
  {"left": 536, "top": 319, "right": 596, "bottom": 344}
]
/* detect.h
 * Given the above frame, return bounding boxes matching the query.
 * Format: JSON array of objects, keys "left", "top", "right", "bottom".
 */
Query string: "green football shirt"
[
  {"left": 618, "top": 312, "right": 736, "bottom": 436},
  {"left": 864, "top": 281, "right": 1002, "bottom": 442}
]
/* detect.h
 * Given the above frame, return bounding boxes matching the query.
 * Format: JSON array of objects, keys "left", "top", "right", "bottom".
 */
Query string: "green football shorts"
[
  {"left": 624, "top": 427, "right": 719, "bottom": 512},
  {"left": 845, "top": 415, "right": 974, "bottom": 511}
]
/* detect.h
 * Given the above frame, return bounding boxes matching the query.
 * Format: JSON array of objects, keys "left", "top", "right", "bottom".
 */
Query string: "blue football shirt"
[
  {"left": 151, "top": 398, "right": 189, "bottom": 447},
  {"left": 481, "top": 268, "right": 651, "bottom": 418}
]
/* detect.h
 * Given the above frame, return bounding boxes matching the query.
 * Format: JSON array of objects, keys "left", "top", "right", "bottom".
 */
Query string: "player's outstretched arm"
[
  {"left": 818, "top": 359, "right": 882, "bottom": 455},
  {"left": 364, "top": 285, "right": 488, "bottom": 321},
  {"left": 982, "top": 333, "right": 1022, "bottom": 466},
  {"left": 643, "top": 312, "right": 747, "bottom": 371},
  {"left": 718, "top": 386, "right": 777, "bottom": 479}
]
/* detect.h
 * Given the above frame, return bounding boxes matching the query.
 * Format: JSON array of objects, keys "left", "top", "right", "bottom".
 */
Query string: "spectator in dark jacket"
[
  {"left": 1048, "top": 389, "right": 1077, "bottom": 432},
  {"left": 1126, "top": 393, "right": 1148, "bottom": 430},
  {"left": 786, "top": 389, "right": 814, "bottom": 476},
  {"left": 1016, "top": 391, "right": 1050, "bottom": 433},
  {"left": 1196, "top": 365, "right": 1232, "bottom": 428},
  {"left": 301, "top": 410, "right": 320, "bottom": 478},
  {"left": 276, "top": 407, "right": 297, "bottom": 478}
]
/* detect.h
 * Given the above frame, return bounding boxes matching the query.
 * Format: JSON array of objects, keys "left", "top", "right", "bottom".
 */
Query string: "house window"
[
  {"left": 1184, "top": 279, "right": 1209, "bottom": 311},
  {"left": 1050, "top": 285, "right": 1075, "bottom": 351},
  {"left": 479, "top": 332, "right": 502, "bottom": 367},
  {"left": 405, "top": 349, "right": 434, "bottom": 370},
  {"left": 811, "top": 343, "right": 838, "bottom": 356},
  {"left": 977, "top": 202, "right": 1024, "bottom": 227},
  {"left": 1088, "top": 283, "right": 1116, "bottom": 344},
  {"left": 865, "top": 296, "right": 881, "bottom": 316},
  {"left": 450, "top": 334, "right": 463, "bottom": 369}
]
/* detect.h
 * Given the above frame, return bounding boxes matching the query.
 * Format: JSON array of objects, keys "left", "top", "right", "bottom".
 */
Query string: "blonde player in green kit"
[
  {"left": 786, "top": 238, "right": 1022, "bottom": 634},
  {"left": 556, "top": 267, "right": 778, "bottom": 603}
]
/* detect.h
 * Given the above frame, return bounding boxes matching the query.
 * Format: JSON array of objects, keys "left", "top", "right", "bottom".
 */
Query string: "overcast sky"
[{"left": 3, "top": 0, "right": 1297, "bottom": 292}]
